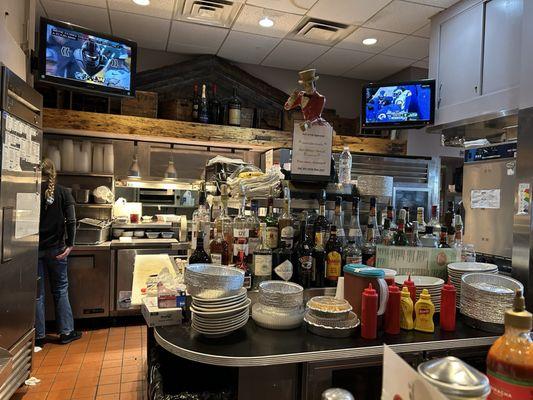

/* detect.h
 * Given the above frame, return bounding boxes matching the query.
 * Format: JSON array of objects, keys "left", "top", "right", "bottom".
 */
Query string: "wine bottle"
[
  {"left": 228, "top": 87, "right": 241, "bottom": 126},
  {"left": 252, "top": 223, "right": 272, "bottom": 289},
  {"left": 189, "top": 232, "right": 212, "bottom": 264},
  {"left": 191, "top": 83, "right": 199, "bottom": 122},
  {"left": 209, "top": 83, "right": 222, "bottom": 124},
  {"left": 199, "top": 83, "right": 209, "bottom": 124}
]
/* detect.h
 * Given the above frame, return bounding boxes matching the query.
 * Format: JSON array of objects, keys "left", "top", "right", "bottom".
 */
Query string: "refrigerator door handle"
[
  {"left": 34, "top": 165, "right": 41, "bottom": 194},
  {"left": 1, "top": 207, "right": 13, "bottom": 264}
]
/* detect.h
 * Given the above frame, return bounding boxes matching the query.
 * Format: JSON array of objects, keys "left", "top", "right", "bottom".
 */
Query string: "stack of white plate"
[
  {"left": 395, "top": 275, "right": 445, "bottom": 312},
  {"left": 447, "top": 262, "right": 498, "bottom": 307},
  {"left": 191, "top": 288, "right": 251, "bottom": 338}
]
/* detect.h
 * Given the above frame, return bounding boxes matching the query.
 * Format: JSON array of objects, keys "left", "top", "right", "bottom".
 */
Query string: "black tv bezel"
[
  {"left": 360, "top": 79, "right": 436, "bottom": 130},
  {"left": 37, "top": 17, "right": 137, "bottom": 97}
]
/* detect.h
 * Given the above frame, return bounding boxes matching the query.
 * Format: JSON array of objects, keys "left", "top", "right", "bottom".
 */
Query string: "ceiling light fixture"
[
  {"left": 128, "top": 141, "right": 141, "bottom": 178},
  {"left": 259, "top": 16, "right": 274, "bottom": 28},
  {"left": 132, "top": 0, "right": 150, "bottom": 6},
  {"left": 362, "top": 37, "right": 378, "bottom": 46},
  {"left": 164, "top": 144, "right": 177, "bottom": 180}
]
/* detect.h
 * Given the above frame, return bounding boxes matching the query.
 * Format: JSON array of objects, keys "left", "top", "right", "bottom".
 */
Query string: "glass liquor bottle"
[
  {"left": 344, "top": 231, "right": 363, "bottom": 265},
  {"left": 246, "top": 199, "right": 260, "bottom": 263},
  {"left": 453, "top": 215, "right": 463, "bottom": 250},
  {"left": 235, "top": 245, "right": 251, "bottom": 289},
  {"left": 232, "top": 196, "right": 249, "bottom": 264},
  {"left": 348, "top": 197, "right": 363, "bottom": 244},
  {"left": 444, "top": 201, "right": 455, "bottom": 231},
  {"left": 368, "top": 197, "right": 379, "bottom": 233},
  {"left": 265, "top": 194, "right": 279, "bottom": 250},
  {"left": 416, "top": 207, "right": 426, "bottom": 233},
  {"left": 214, "top": 184, "right": 233, "bottom": 262},
  {"left": 198, "top": 83, "right": 209, "bottom": 123},
  {"left": 333, "top": 196, "right": 346, "bottom": 245},
  {"left": 192, "top": 183, "right": 210, "bottom": 250},
  {"left": 410, "top": 221, "right": 423, "bottom": 247},
  {"left": 392, "top": 209, "right": 409, "bottom": 246},
  {"left": 428, "top": 205, "right": 441, "bottom": 235},
  {"left": 362, "top": 224, "right": 377, "bottom": 267},
  {"left": 278, "top": 188, "right": 294, "bottom": 250},
  {"left": 438, "top": 227, "right": 451, "bottom": 248},
  {"left": 403, "top": 207, "right": 413, "bottom": 230},
  {"left": 209, "top": 83, "right": 222, "bottom": 124},
  {"left": 191, "top": 83, "right": 199, "bottom": 122},
  {"left": 227, "top": 87, "right": 241, "bottom": 126},
  {"left": 209, "top": 226, "right": 230, "bottom": 265},
  {"left": 272, "top": 242, "right": 293, "bottom": 282},
  {"left": 386, "top": 205, "right": 397, "bottom": 231},
  {"left": 294, "top": 218, "right": 314, "bottom": 288},
  {"left": 252, "top": 223, "right": 272, "bottom": 289},
  {"left": 379, "top": 218, "right": 394, "bottom": 246},
  {"left": 313, "top": 189, "right": 330, "bottom": 248},
  {"left": 189, "top": 232, "right": 212, "bottom": 264},
  {"left": 325, "top": 226, "right": 343, "bottom": 286}
]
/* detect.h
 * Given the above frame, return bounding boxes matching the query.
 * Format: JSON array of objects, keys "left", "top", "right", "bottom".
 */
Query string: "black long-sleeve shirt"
[{"left": 39, "top": 183, "right": 76, "bottom": 250}]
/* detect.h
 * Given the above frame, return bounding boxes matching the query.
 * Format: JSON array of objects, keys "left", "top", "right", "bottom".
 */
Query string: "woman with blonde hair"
[{"left": 35, "top": 158, "right": 81, "bottom": 347}]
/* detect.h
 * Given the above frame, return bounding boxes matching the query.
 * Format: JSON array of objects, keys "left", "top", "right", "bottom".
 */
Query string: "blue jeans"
[{"left": 35, "top": 247, "right": 74, "bottom": 339}]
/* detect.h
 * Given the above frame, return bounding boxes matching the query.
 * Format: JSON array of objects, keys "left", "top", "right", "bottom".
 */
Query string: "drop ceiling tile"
[
  {"left": 412, "top": 57, "right": 429, "bottom": 68},
  {"left": 110, "top": 11, "right": 170, "bottom": 50},
  {"left": 307, "top": 0, "right": 392, "bottom": 25},
  {"left": 382, "top": 36, "right": 429, "bottom": 60},
  {"left": 307, "top": 48, "right": 373, "bottom": 76},
  {"left": 36, "top": 1, "right": 48, "bottom": 19},
  {"left": 218, "top": 31, "right": 280, "bottom": 64},
  {"left": 363, "top": 0, "right": 441, "bottom": 34},
  {"left": 336, "top": 27, "right": 406, "bottom": 53},
  {"left": 262, "top": 39, "right": 329, "bottom": 70},
  {"left": 412, "top": 23, "right": 430, "bottom": 38},
  {"left": 167, "top": 21, "right": 228, "bottom": 54},
  {"left": 232, "top": 5, "right": 302, "bottom": 39},
  {"left": 407, "top": 0, "right": 460, "bottom": 7},
  {"left": 343, "top": 54, "right": 413, "bottom": 81},
  {"left": 246, "top": 0, "right": 317, "bottom": 15},
  {"left": 108, "top": 0, "right": 175, "bottom": 19},
  {"left": 50, "top": 0, "right": 107, "bottom": 8},
  {"left": 41, "top": 0, "right": 110, "bottom": 33}
]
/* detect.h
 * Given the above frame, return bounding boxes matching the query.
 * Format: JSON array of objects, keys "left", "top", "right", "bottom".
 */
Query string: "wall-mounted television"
[
  {"left": 38, "top": 18, "right": 137, "bottom": 97},
  {"left": 361, "top": 79, "right": 435, "bottom": 130}
]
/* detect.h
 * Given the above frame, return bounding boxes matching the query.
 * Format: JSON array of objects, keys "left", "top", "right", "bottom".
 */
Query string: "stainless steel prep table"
[{"left": 153, "top": 319, "right": 497, "bottom": 400}]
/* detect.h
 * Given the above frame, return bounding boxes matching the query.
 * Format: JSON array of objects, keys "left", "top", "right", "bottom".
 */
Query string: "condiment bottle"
[
  {"left": 361, "top": 283, "right": 378, "bottom": 339},
  {"left": 414, "top": 289, "right": 435, "bottom": 333},
  {"left": 487, "top": 290, "right": 533, "bottom": 399},
  {"left": 384, "top": 284, "right": 401, "bottom": 335},
  {"left": 439, "top": 278, "right": 456, "bottom": 331},
  {"left": 400, "top": 287, "right": 414, "bottom": 330},
  {"left": 403, "top": 273, "right": 417, "bottom": 305}
]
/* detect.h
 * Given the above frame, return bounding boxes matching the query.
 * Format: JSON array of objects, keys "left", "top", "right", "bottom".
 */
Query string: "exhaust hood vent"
[
  {"left": 292, "top": 18, "right": 351, "bottom": 44},
  {"left": 176, "top": 0, "right": 243, "bottom": 28}
]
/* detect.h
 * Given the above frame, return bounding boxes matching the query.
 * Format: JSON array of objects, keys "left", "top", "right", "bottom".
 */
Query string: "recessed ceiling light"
[
  {"left": 259, "top": 16, "right": 274, "bottom": 28},
  {"left": 362, "top": 37, "right": 378, "bottom": 46},
  {"left": 132, "top": 0, "right": 150, "bottom": 6}
]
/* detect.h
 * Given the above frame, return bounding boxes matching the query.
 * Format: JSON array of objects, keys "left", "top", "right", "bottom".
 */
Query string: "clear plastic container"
[
  {"left": 251, "top": 303, "right": 304, "bottom": 330},
  {"left": 338, "top": 146, "right": 352, "bottom": 185}
]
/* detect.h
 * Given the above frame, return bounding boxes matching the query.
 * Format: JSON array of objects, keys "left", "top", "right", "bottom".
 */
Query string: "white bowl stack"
[
  {"left": 395, "top": 275, "right": 445, "bottom": 312},
  {"left": 190, "top": 288, "right": 250, "bottom": 337},
  {"left": 447, "top": 262, "right": 498, "bottom": 307}
]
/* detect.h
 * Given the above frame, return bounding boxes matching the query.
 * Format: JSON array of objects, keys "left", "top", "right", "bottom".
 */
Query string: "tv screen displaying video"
[
  {"left": 361, "top": 80, "right": 435, "bottom": 129},
  {"left": 39, "top": 18, "right": 136, "bottom": 96}
]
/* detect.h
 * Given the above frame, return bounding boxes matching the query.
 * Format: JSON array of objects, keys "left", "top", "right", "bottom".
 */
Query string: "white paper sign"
[
  {"left": 265, "top": 149, "right": 274, "bottom": 172},
  {"left": 471, "top": 189, "right": 501, "bottom": 209},
  {"left": 291, "top": 122, "right": 333, "bottom": 177},
  {"left": 15, "top": 193, "right": 40, "bottom": 239},
  {"left": 517, "top": 183, "right": 530, "bottom": 215}
]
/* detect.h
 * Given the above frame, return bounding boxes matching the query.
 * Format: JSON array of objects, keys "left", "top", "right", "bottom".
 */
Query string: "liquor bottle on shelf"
[
  {"left": 420, "top": 226, "right": 438, "bottom": 248},
  {"left": 325, "top": 226, "right": 343, "bottom": 286},
  {"left": 338, "top": 146, "right": 352, "bottom": 185},
  {"left": 438, "top": 227, "right": 451, "bottom": 248},
  {"left": 232, "top": 196, "right": 249, "bottom": 264},
  {"left": 278, "top": 188, "right": 295, "bottom": 250},
  {"left": 258, "top": 205, "right": 267, "bottom": 223},
  {"left": 209, "top": 83, "right": 222, "bottom": 124},
  {"left": 410, "top": 221, "right": 422, "bottom": 247},
  {"left": 444, "top": 201, "right": 455, "bottom": 230},
  {"left": 348, "top": 197, "right": 363, "bottom": 245},
  {"left": 228, "top": 87, "right": 241, "bottom": 126},
  {"left": 214, "top": 184, "right": 233, "bottom": 261},
  {"left": 428, "top": 205, "right": 441, "bottom": 235},
  {"left": 453, "top": 215, "right": 464, "bottom": 250},
  {"left": 252, "top": 222, "right": 272, "bottom": 289},
  {"left": 294, "top": 218, "right": 314, "bottom": 288},
  {"left": 235, "top": 245, "right": 251, "bottom": 289},
  {"left": 265, "top": 193, "right": 279, "bottom": 250},
  {"left": 447, "top": 225, "right": 456, "bottom": 247},
  {"left": 209, "top": 225, "right": 230, "bottom": 265},
  {"left": 392, "top": 209, "right": 409, "bottom": 246},
  {"left": 343, "top": 231, "right": 363, "bottom": 265},
  {"left": 362, "top": 224, "right": 377, "bottom": 266},
  {"left": 314, "top": 189, "right": 330, "bottom": 246},
  {"left": 379, "top": 218, "right": 394, "bottom": 246},
  {"left": 246, "top": 199, "right": 260, "bottom": 264},
  {"left": 272, "top": 242, "right": 293, "bottom": 282},
  {"left": 191, "top": 83, "right": 200, "bottom": 122},
  {"left": 198, "top": 83, "right": 209, "bottom": 124},
  {"left": 386, "top": 205, "right": 397, "bottom": 231},
  {"left": 416, "top": 207, "right": 426, "bottom": 233},
  {"left": 368, "top": 197, "right": 379, "bottom": 233},
  {"left": 192, "top": 183, "right": 210, "bottom": 250},
  {"left": 189, "top": 231, "right": 212, "bottom": 264},
  {"left": 333, "top": 196, "right": 346, "bottom": 245},
  {"left": 403, "top": 207, "right": 412, "bottom": 231}
]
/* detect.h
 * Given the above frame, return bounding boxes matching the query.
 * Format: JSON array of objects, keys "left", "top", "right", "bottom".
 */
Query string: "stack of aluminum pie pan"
[
  {"left": 304, "top": 296, "right": 359, "bottom": 338},
  {"left": 448, "top": 262, "right": 498, "bottom": 307}
]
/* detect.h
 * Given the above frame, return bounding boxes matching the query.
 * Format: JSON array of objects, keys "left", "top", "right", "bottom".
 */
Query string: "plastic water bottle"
[{"left": 338, "top": 146, "right": 352, "bottom": 185}]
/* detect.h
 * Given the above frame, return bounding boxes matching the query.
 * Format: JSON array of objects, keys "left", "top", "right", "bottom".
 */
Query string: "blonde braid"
[{"left": 42, "top": 158, "right": 56, "bottom": 206}]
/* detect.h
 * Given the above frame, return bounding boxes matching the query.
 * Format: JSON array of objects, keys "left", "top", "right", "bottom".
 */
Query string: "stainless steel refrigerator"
[{"left": 0, "top": 65, "right": 43, "bottom": 399}]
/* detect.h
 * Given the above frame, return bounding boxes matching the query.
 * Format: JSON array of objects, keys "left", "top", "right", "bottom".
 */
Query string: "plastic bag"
[{"left": 93, "top": 186, "right": 114, "bottom": 204}]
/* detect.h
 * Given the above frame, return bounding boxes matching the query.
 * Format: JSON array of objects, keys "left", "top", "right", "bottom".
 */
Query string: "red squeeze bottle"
[
  {"left": 440, "top": 278, "right": 457, "bottom": 331},
  {"left": 403, "top": 273, "right": 417, "bottom": 304},
  {"left": 361, "top": 283, "right": 378, "bottom": 339},
  {"left": 385, "top": 284, "right": 401, "bottom": 335}
]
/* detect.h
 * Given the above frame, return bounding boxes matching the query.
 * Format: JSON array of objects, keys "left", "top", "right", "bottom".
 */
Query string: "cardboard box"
[{"left": 141, "top": 297, "right": 183, "bottom": 327}]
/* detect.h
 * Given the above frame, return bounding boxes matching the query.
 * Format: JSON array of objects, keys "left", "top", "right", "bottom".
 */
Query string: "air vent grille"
[
  {"left": 176, "top": 0, "right": 243, "bottom": 28},
  {"left": 292, "top": 18, "right": 351, "bottom": 44}
]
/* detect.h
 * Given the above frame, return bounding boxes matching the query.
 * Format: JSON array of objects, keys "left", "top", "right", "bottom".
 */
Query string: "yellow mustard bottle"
[
  {"left": 400, "top": 286, "right": 414, "bottom": 330},
  {"left": 414, "top": 289, "right": 435, "bottom": 333}
]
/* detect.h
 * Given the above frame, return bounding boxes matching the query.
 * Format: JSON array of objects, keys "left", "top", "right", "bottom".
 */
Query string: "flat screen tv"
[
  {"left": 38, "top": 18, "right": 137, "bottom": 97},
  {"left": 361, "top": 79, "right": 435, "bottom": 130}
]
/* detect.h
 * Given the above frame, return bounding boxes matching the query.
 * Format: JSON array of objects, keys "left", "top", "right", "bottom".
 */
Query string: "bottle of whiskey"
[
  {"left": 294, "top": 218, "right": 313, "bottom": 288},
  {"left": 428, "top": 205, "right": 441, "bottom": 235},
  {"left": 191, "top": 83, "right": 200, "bottom": 122},
  {"left": 438, "top": 227, "right": 451, "bottom": 248},
  {"left": 265, "top": 194, "right": 279, "bottom": 250},
  {"left": 228, "top": 87, "right": 241, "bottom": 126},
  {"left": 333, "top": 196, "right": 346, "bottom": 246},
  {"left": 362, "top": 224, "right": 377, "bottom": 266},
  {"left": 252, "top": 223, "right": 272, "bottom": 289},
  {"left": 232, "top": 196, "right": 249, "bottom": 264},
  {"left": 416, "top": 207, "right": 426, "bottom": 233},
  {"left": 386, "top": 205, "right": 397, "bottom": 231},
  {"left": 209, "top": 83, "right": 222, "bottom": 124},
  {"left": 214, "top": 185, "right": 233, "bottom": 262},
  {"left": 209, "top": 226, "right": 230, "bottom": 265},
  {"left": 235, "top": 245, "right": 251, "bottom": 289},
  {"left": 313, "top": 189, "right": 330, "bottom": 248},
  {"left": 325, "top": 226, "right": 343, "bottom": 286},
  {"left": 199, "top": 83, "right": 209, "bottom": 124},
  {"left": 189, "top": 232, "right": 212, "bottom": 264},
  {"left": 278, "top": 188, "right": 294, "bottom": 250},
  {"left": 393, "top": 209, "right": 409, "bottom": 246}
]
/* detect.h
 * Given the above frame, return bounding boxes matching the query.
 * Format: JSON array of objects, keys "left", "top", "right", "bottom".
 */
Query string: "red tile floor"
[{"left": 11, "top": 325, "right": 147, "bottom": 400}]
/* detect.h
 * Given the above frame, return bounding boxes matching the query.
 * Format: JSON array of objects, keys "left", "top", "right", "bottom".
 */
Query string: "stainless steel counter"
[
  {"left": 110, "top": 239, "right": 189, "bottom": 250},
  {"left": 73, "top": 241, "right": 112, "bottom": 251}
]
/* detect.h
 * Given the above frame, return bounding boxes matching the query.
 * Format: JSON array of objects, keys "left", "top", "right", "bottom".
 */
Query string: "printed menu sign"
[{"left": 291, "top": 122, "right": 332, "bottom": 178}]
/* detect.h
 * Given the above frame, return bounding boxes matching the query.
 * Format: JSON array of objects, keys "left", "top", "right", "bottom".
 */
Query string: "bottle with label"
[
  {"left": 272, "top": 242, "right": 293, "bottom": 282},
  {"left": 191, "top": 83, "right": 199, "bottom": 122},
  {"left": 209, "top": 227, "right": 230, "bottom": 265},
  {"left": 416, "top": 207, "right": 426, "bottom": 233},
  {"left": 232, "top": 196, "right": 249, "bottom": 264},
  {"left": 410, "top": 221, "right": 422, "bottom": 247},
  {"left": 438, "top": 227, "right": 450, "bottom": 248},
  {"left": 362, "top": 224, "right": 377, "bottom": 267},
  {"left": 228, "top": 87, "right": 241, "bottom": 126},
  {"left": 278, "top": 188, "right": 294, "bottom": 249},
  {"left": 189, "top": 231, "right": 212, "bottom": 264},
  {"left": 444, "top": 201, "right": 455, "bottom": 231},
  {"left": 453, "top": 214, "right": 463, "bottom": 249},
  {"left": 380, "top": 218, "right": 394, "bottom": 246},
  {"left": 198, "top": 83, "right": 209, "bottom": 124},
  {"left": 420, "top": 226, "right": 438, "bottom": 248},
  {"left": 486, "top": 290, "right": 533, "bottom": 399},
  {"left": 214, "top": 184, "right": 233, "bottom": 261},
  {"left": 392, "top": 209, "right": 409, "bottom": 246},
  {"left": 343, "top": 235, "right": 363, "bottom": 265},
  {"left": 246, "top": 199, "right": 260, "bottom": 264},
  {"left": 325, "top": 226, "right": 343, "bottom": 286},
  {"left": 368, "top": 197, "right": 379, "bottom": 232},
  {"left": 313, "top": 189, "right": 330, "bottom": 248},
  {"left": 414, "top": 289, "right": 435, "bottom": 333},
  {"left": 428, "top": 205, "right": 441, "bottom": 235},
  {"left": 294, "top": 218, "right": 313, "bottom": 288},
  {"left": 192, "top": 183, "right": 210, "bottom": 251},
  {"left": 386, "top": 205, "right": 397, "bottom": 231},
  {"left": 265, "top": 194, "right": 279, "bottom": 250},
  {"left": 235, "top": 246, "right": 251, "bottom": 289},
  {"left": 333, "top": 196, "right": 346, "bottom": 246},
  {"left": 252, "top": 222, "right": 272, "bottom": 289},
  {"left": 338, "top": 146, "right": 352, "bottom": 185},
  {"left": 348, "top": 197, "right": 363, "bottom": 244},
  {"left": 209, "top": 83, "right": 222, "bottom": 124},
  {"left": 400, "top": 286, "right": 414, "bottom": 330}
]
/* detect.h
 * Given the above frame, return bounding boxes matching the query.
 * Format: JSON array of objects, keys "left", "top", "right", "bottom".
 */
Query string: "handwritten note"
[{"left": 291, "top": 122, "right": 332, "bottom": 177}]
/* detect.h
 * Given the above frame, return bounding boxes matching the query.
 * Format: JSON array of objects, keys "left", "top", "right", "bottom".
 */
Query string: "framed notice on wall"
[{"left": 290, "top": 122, "right": 333, "bottom": 182}]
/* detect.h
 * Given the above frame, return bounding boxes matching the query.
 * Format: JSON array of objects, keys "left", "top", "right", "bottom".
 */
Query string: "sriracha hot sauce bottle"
[
  {"left": 361, "top": 283, "right": 378, "bottom": 339},
  {"left": 384, "top": 283, "right": 401, "bottom": 335},
  {"left": 440, "top": 278, "right": 457, "bottom": 331}
]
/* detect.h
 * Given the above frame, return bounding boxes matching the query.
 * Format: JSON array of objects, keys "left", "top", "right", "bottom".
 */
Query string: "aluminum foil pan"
[
  {"left": 258, "top": 281, "right": 304, "bottom": 308},
  {"left": 185, "top": 264, "right": 244, "bottom": 299},
  {"left": 460, "top": 273, "right": 523, "bottom": 325},
  {"left": 304, "top": 314, "right": 360, "bottom": 338},
  {"left": 355, "top": 175, "right": 393, "bottom": 197},
  {"left": 307, "top": 296, "right": 352, "bottom": 319},
  {"left": 304, "top": 310, "right": 358, "bottom": 328}
]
